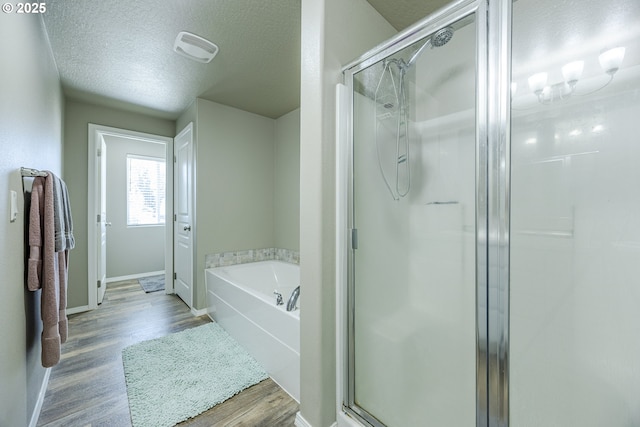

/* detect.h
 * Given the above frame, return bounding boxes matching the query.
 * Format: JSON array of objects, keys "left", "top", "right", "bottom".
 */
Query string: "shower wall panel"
[{"left": 510, "top": 0, "right": 640, "bottom": 424}]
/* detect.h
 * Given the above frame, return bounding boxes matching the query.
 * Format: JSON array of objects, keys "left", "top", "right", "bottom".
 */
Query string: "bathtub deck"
[{"left": 36, "top": 279, "right": 298, "bottom": 427}]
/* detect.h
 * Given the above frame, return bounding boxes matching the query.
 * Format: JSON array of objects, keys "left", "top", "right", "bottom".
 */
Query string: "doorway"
[{"left": 87, "top": 124, "right": 173, "bottom": 309}]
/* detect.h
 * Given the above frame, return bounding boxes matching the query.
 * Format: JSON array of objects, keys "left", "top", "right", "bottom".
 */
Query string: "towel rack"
[
  {"left": 21, "top": 167, "right": 48, "bottom": 177},
  {"left": 20, "top": 167, "right": 49, "bottom": 194}
]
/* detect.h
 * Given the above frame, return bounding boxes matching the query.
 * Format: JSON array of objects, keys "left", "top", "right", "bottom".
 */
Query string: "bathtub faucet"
[
  {"left": 273, "top": 291, "right": 284, "bottom": 306},
  {"left": 286, "top": 286, "right": 300, "bottom": 312}
]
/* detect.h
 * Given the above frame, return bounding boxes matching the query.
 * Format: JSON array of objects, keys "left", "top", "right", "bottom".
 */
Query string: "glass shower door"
[
  {"left": 510, "top": 0, "right": 640, "bottom": 425},
  {"left": 346, "top": 12, "right": 478, "bottom": 427}
]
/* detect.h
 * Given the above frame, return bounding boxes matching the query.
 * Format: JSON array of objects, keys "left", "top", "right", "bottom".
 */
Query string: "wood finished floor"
[{"left": 37, "top": 279, "right": 298, "bottom": 427}]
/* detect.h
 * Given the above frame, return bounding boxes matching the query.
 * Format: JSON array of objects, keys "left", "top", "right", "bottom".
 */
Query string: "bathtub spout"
[{"left": 286, "top": 286, "right": 300, "bottom": 311}]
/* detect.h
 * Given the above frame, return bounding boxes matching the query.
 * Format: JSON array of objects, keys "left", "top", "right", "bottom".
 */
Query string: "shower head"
[
  {"left": 432, "top": 27, "right": 454, "bottom": 47},
  {"left": 406, "top": 26, "right": 454, "bottom": 67}
]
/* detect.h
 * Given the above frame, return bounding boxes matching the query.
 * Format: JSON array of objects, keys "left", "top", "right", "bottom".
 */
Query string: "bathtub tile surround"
[
  {"left": 274, "top": 248, "right": 300, "bottom": 264},
  {"left": 205, "top": 247, "right": 299, "bottom": 268}
]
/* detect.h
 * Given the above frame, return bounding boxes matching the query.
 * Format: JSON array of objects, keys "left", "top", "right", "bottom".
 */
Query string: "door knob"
[{"left": 184, "top": 225, "right": 191, "bottom": 231}]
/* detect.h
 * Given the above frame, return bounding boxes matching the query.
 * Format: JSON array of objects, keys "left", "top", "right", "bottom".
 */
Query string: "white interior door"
[
  {"left": 174, "top": 123, "right": 194, "bottom": 308},
  {"left": 97, "top": 137, "right": 108, "bottom": 304}
]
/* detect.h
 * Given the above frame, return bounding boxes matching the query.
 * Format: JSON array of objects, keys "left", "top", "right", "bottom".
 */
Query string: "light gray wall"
[
  {"left": 64, "top": 100, "right": 175, "bottom": 309},
  {"left": 299, "top": 0, "right": 396, "bottom": 425},
  {"left": 104, "top": 135, "right": 166, "bottom": 278},
  {"left": 192, "top": 98, "right": 276, "bottom": 309},
  {"left": 176, "top": 100, "right": 197, "bottom": 144},
  {"left": 177, "top": 100, "right": 301, "bottom": 310},
  {"left": 0, "top": 14, "right": 63, "bottom": 427},
  {"left": 274, "top": 109, "right": 300, "bottom": 251}
]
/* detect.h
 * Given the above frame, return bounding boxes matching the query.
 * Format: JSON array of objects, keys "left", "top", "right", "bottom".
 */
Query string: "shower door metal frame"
[
  {"left": 485, "top": 0, "right": 512, "bottom": 425},
  {"left": 338, "top": 0, "right": 514, "bottom": 426}
]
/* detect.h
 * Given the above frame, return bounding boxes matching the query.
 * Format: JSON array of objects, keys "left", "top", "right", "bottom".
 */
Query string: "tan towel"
[
  {"left": 27, "top": 177, "right": 45, "bottom": 291},
  {"left": 27, "top": 173, "right": 70, "bottom": 367}
]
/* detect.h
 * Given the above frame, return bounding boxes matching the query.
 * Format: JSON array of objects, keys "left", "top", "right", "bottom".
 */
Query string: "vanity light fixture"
[
  {"left": 527, "top": 47, "right": 625, "bottom": 104},
  {"left": 599, "top": 47, "right": 625, "bottom": 75},
  {"left": 561, "top": 60, "right": 584, "bottom": 86},
  {"left": 527, "top": 72, "right": 548, "bottom": 95}
]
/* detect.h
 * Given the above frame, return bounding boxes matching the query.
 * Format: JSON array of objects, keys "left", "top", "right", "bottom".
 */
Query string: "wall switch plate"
[{"left": 10, "top": 190, "right": 18, "bottom": 222}]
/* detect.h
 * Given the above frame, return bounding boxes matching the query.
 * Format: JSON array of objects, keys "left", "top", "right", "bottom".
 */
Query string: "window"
[{"left": 127, "top": 155, "right": 166, "bottom": 226}]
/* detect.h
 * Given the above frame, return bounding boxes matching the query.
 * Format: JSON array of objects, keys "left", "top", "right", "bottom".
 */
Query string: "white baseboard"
[
  {"left": 66, "top": 305, "right": 90, "bottom": 315},
  {"left": 295, "top": 412, "right": 311, "bottom": 427},
  {"left": 28, "top": 367, "right": 51, "bottom": 427},
  {"left": 106, "top": 270, "right": 165, "bottom": 283},
  {"left": 191, "top": 307, "right": 209, "bottom": 317},
  {"left": 295, "top": 412, "right": 336, "bottom": 427}
]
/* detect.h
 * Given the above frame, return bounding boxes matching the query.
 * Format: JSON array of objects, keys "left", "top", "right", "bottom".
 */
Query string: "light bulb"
[
  {"left": 562, "top": 60, "right": 584, "bottom": 85},
  {"left": 599, "top": 47, "right": 625, "bottom": 75},
  {"left": 528, "top": 72, "right": 548, "bottom": 94}
]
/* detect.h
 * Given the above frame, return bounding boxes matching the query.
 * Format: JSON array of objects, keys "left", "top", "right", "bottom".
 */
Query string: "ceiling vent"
[{"left": 173, "top": 31, "right": 219, "bottom": 63}]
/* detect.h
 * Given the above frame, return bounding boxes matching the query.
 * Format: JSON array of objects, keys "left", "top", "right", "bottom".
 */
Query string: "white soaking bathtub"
[{"left": 205, "top": 260, "right": 300, "bottom": 402}]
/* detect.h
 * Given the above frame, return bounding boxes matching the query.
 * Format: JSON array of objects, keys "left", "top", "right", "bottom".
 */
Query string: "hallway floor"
[{"left": 37, "top": 279, "right": 298, "bottom": 426}]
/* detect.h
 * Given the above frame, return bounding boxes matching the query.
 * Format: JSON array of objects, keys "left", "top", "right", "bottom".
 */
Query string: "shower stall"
[{"left": 336, "top": 0, "right": 640, "bottom": 426}]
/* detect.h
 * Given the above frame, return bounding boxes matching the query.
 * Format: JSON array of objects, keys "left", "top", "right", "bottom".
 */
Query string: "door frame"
[
  {"left": 87, "top": 124, "right": 174, "bottom": 310},
  {"left": 97, "top": 136, "right": 107, "bottom": 305}
]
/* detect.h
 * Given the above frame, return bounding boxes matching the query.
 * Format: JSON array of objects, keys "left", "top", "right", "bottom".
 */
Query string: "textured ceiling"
[
  {"left": 42, "top": 1, "right": 441, "bottom": 120},
  {"left": 365, "top": 0, "right": 452, "bottom": 31},
  {"left": 42, "top": 0, "right": 301, "bottom": 120}
]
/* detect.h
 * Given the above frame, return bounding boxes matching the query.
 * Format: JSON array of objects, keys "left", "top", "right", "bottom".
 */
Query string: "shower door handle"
[{"left": 183, "top": 225, "right": 191, "bottom": 231}]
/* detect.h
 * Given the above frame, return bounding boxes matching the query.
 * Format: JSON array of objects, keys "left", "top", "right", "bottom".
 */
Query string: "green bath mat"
[{"left": 122, "top": 323, "right": 268, "bottom": 427}]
